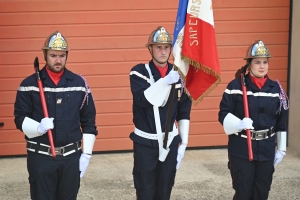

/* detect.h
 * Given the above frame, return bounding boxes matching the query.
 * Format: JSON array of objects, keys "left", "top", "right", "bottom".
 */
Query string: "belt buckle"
[
  {"left": 251, "top": 130, "right": 266, "bottom": 140},
  {"left": 54, "top": 147, "right": 65, "bottom": 155}
]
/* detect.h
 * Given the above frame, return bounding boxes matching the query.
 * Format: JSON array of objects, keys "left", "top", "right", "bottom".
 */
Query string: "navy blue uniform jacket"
[
  {"left": 218, "top": 74, "right": 288, "bottom": 161},
  {"left": 129, "top": 60, "right": 192, "bottom": 147},
  {"left": 14, "top": 66, "right": 98, "bottom": 147}
]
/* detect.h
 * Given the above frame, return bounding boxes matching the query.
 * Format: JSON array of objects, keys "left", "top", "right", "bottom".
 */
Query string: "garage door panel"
[
  {"left": 0, "top": 91, "right": 17, "bottom": 104},
  {"left": 206, "top": 84, "right": 226, "bottom": 97},
  {"left": 0, "top": 0, "right": 289, "bottom": 14},
  {"left": 0, "top": 0, "right": 290, "bottom": 156},
  {"left": 0, "top": 49, "right": 150, "bottom": 65},
  {"left": 191, "top": 97, "right": 221, "bottom": 110},
  {"left": 0, "top": 0, "right": 179, "bottom": 13},
  {"left": 86, "top": 75, "right": 130, "bottom": 88},
  {"left": 190, "top": 122, "right": 224, "bottom": 135},
  {"left": 0, "top": 10, "right": 177, "bottom": 26},
  {"left": 0, "top": 130, "right": 24, "bottom": 143},
  {"left": 0, "top": 142, "right": 26, "bottom": 156},
  {"left": 0, "top": 104, "right": 13, "bottom": 117},
  {"left": 190, "top": 110, "right": 219, "bottom": 122},
  {"left": 215, "top": 20, "right": 289, "bottom": 34},
  {"left": 96, "top": 100, "right": 132, "bottom": 114},
  {"left": 0, "top": 65, "right": 34, "bottom": 78},
  {"left": 0, "top": 46, "right": 288, "bottom": 65},
  {"left": 217, "top": 32, "right": 289, "bottom": 46},
  {"left": 0, "top": 21, "right": 288, "bottom": 40},
  {"left": 92, "top": 88, "right": 132, "bottom": 101},
  {"left": 97, "top": 113, "right": 132, "bottom": 126},
  {"left": 214, "top": 7, "right": 289, "bottom": 21},
  {"left": 0, "top": 62, "right": 139, "bottom": 78},
  {"left": 1, "top": 36, "right": 150, "bottom": 52},
  {"left": 188, "top": 134, "right": 228, "bottom": 147},
  {"left": 2, "top": 32, "right": 289, "bottom": 53},
  {"left": 214, "top": 0, "right": 289, "bottom": 8},
  {"left": 0, "top": 23, "right": 176, "bottom": 39},
  {"left": 94, "top": 138, "right": 133, "bottom": 152},
  {"left": 0, "top": 7, "right": 288, "bottom": 26},
  {"left": 0, "top": 117, "right": 18, "bottom": 130},
  {"left": 97, "top": 125, "right": 134, "bottom": 139}
]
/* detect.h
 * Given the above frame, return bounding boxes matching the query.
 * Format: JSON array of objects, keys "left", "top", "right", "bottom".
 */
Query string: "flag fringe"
[
  {"left": 182, "top": 56, "right": 221, "bottom": 79},
  {"left": 174, "top": 56, "right": 221, "bottom": 105}
]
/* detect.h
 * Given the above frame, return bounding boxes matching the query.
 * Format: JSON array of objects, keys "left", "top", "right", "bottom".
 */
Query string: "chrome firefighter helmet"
[
  {"left": 42, "top": 31, "right": 69, "bottom": 51},
  {"left": 244, "top": 40, "right": 272, "bottom": 60},
  {"left": 145, "top": 26, "right": 172, "bottom": 47}
]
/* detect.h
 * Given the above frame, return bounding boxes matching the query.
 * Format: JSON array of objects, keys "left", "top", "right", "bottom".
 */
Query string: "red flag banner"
[{"left": 173, "top": 0, "right": 221, "bottom": 104}]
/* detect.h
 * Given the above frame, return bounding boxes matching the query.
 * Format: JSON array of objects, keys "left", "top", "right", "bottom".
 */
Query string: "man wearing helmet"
[
  {"left": 129, "top": 26, "right": 192, "bottom": 199},
  {"left": 218, "top": 40, "right": 289, "bottom": 200},
  {"left": 14, "top": 31, "right": 97, "bottom": 200}
]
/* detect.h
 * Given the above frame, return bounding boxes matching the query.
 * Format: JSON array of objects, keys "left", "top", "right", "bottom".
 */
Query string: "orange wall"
[{"left": 0, "top": 0, "right": 290, "bottom": 156}]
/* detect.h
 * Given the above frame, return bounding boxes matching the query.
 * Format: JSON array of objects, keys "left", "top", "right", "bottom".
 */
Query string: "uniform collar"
[
  {"left": 245, "top": 73, "right": 276, "bottom": 92},
  {"left": 40, "top": 65, "right": 73, "bottom": 87},
  {"left": 148, "top": 60, "right": 172, "bottom": 82}
]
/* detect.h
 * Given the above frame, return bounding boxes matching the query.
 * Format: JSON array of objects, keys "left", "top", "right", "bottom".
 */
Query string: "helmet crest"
[
  {"left": 244, "top": 40, "right": 271, "bottom": 60},
  {"left": 146, "top": 26, "right": 172, "bottom": 47},
  {"left": 42, "top": 31, "right": 69, "bottom": 51}
]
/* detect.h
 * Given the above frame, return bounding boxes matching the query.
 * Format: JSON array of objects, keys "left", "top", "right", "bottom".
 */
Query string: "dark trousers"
[
  {"left": 133, "top": 142, "right": 178, "bottom": 200},
  {"left": 27, "top": 151, "right": 81, "bottom": 200},
  {"left": 228, "top": 154, "right": 274, "bottom": 200}
]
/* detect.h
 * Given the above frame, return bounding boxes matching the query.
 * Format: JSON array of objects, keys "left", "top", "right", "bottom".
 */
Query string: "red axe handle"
[
  {"left": 240, "top": 73, "right": 253, "bottom": 161},
  {"left": 34, "top": 57, "right": 56, "bottom": 158}
]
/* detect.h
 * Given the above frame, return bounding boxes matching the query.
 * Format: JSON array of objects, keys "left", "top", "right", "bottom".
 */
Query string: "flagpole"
[
  {"left": 163, "top": 83, "right": 176, "bottom": 149},
  {"left": 162, "top": 0, "right": 188, "bottom": 150}
]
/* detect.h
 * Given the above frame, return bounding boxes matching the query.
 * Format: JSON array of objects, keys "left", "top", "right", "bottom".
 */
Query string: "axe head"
[{"left": 34, "top": 57, "right": 39, "bottom": 70}]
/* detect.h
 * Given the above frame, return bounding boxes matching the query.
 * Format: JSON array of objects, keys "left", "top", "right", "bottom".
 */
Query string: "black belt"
[
  {"left": 26, "top": 141, "right": 81, "bottom": 156},
  {"left": 235, "top": 127, "right": 274, "bottom": 140}
]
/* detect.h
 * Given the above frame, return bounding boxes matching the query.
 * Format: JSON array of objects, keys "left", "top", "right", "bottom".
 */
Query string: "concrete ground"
[{"left": 0, "top": 147, "right": 299, "bottom": 200}]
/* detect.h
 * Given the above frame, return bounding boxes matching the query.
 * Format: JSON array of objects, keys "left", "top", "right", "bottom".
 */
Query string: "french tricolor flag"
[{"left": 173, "top": 0, "right": 221, "bottom": 104}]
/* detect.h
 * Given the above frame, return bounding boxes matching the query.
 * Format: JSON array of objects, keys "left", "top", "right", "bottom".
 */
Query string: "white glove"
[
  {"left": 176, "top": 144, "right": 187, "bottom": 170},
  {"left": 37, "top": 117, "right": 54, "bottom": 135},
  {"left": 163, "top": 70, "right": 180, "bottom": 85},
  {"left": 79, "top": 153, "right": 91, "bottom": 178},
  {"left": 274, "top": 150, "right": 286, "bottom": 167},
  {"left": 237, "top": 118, "right": 254, "bottom": 131}
]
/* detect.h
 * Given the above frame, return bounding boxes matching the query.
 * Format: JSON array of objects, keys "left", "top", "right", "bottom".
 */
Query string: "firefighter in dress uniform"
[
  {"left": 218, "top": 40, "right": 289, "bottom": 200},
  {"left": 129, "top": 26, "right": 192, "bottom": 200},
  {"left": 14, "top": 31, "right": 98, "bottom": 200}
]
